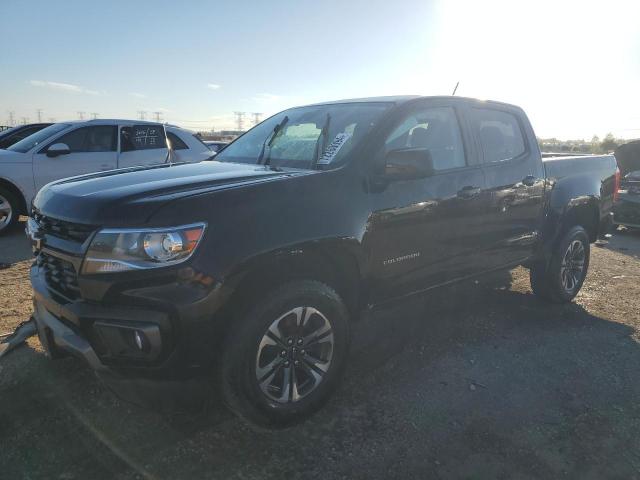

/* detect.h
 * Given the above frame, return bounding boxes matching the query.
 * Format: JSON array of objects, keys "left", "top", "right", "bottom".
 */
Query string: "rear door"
[
  {"left": 468, "top": 105, "right": 545, "bottom": 267},
  {"left": 33, "top": 125, "right": 118, "bottom": 189},
  {"left": 366, "top": 100, "right": 491, "bottom": 303},
  {"left": 118, "top": 124, "right": 169, "bottom": 168}
]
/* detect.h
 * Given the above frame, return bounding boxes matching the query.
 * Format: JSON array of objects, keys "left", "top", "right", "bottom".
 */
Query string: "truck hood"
[{"left": 33, "top": 161, "right": 308, "bottom": 226}]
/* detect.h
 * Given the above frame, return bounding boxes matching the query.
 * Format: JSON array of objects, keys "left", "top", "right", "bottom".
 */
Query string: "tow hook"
[{"left": 0, "top": 317, "right": 37, "bottom": 360}]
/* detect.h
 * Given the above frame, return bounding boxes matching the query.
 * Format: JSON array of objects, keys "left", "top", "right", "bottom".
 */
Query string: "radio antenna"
[{"left": 452, "top": 81, "right": 460, "bottom": 96}]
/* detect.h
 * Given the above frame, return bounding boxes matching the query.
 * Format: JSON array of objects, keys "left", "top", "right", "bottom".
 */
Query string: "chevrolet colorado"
[{"left": 28, "top": 96, "right": 618, "bottom": 426}]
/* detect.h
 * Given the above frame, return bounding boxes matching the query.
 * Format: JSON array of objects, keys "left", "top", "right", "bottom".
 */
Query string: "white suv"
[{"left": 0, "top": 120, "right": 212, "bottom": 233}]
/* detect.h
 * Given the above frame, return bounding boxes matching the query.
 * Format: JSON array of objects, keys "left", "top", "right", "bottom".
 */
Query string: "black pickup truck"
[{"left": 28, "top": 96, "right": 618, "bottom": 426}]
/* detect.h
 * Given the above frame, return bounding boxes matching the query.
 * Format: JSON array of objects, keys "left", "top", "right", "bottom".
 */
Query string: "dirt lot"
[{"left": 1, "top": 229, "right": 640, "bottom": 479}]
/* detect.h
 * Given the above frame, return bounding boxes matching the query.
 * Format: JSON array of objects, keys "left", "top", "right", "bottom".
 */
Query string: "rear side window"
[
  {"left": 46, "top": 126, "right": 117, "bottom": 153},
  {"left": 471, "top": 108, "right": 526, "bottom": 163},
  {"left": 167, "top": 132, "right": 188, "bottom": 150},
  {"left": 120, "top": 124, "right": 167, "bottom": 152}
]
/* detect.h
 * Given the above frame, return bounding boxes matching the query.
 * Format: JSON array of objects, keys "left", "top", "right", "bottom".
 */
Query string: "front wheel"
[
  {"left": 219, "top": 280, "right": 350, "bottom": 428},
  {"left": 0, "top": 188, "right": 20, "bottom": 235},
  {"left": 530, "top": 225, "right": 590, "bottom": 303}
]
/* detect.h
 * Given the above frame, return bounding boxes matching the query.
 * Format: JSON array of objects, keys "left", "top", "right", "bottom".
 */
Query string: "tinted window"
[
  {"left": 7, "top": 123, "right": 71, "bottom": 153},
  {"left": 167, "top": 132, "right": 188, "bottom": 150},
  {"left": 472, "top": 108, "right": 526, "bottom": 163},
  {"left": 52, "top": 126, "right": 117, "bottom": 153},
  {"left": 120, "top": 124, "right": 167, "bottom": 152},
  {"left": 385, "top": 106, "right": 466, "bottom": 171},
  {"left": 0, "top": 126, "right": 44, "bottom": 148}
]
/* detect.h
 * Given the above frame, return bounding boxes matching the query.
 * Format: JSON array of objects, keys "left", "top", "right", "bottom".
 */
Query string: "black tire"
[
  {"left": 0, "top": 187, "right": 21, "bottom": 235},
  {"left": 530, "top": 225, "right": 590, "bottom": 303},
  {"left": 219, "top": 280, "right": 350, "bottom": 428}
]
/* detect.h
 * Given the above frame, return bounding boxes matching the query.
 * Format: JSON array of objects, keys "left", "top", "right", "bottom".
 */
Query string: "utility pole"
[
  {"left": 137, "top": 110, "right": 147, "bottom": 121},
  {"left": 233, "top": 111, "right": 246, "bottom": 131},
  {"left": 152, "top": 111, "right": 162, "bottom": 122},
  {"left": 21, "top": 117, "right": 29, "bottom": 125},
  {"left": 8, "top": 111, "right": 15, "bottom": 126},
  {"left": 91, "top": 112, "right": 98, "bottom": 120},
  {"left": 77, "top": 111, "right": 85, "bottom": 120},
  {"left": 36, "top": 109, "right": 43, "bottom": 122},
  {"left": 252, "top": 112, "right": 263, "bottom": 126}
]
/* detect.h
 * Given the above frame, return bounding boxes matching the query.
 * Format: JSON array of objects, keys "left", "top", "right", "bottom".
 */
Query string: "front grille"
[
  {"left": 33, "top": 213, "right": 95, "bottom": 243},
  {"left": 37, "top": 252, "right": 80, "bottom": 300}
]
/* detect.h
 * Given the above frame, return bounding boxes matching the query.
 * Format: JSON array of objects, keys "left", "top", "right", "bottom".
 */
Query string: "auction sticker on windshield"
[{"left": 317, "top": 133, "right": 352, "bottom": 165}]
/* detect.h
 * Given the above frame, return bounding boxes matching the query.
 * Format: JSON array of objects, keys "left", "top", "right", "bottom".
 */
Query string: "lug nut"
[
  {"left": 287, "top": 338, "right": 294, "bottom": 345},
  {"left": 280, "top": 350, "right": 287, "bottom": 357},
  {"left": 297, "top": 338, "right": 303, "bottom": 345},
  {"left": 283, "top": 360, "right": 290, "bottom": 367},
  {"left": 294, "top": 360, "right": 300, "bottom": 366},
  {"left": 300, "top": 349, "right": 305, "bottom": 355}
]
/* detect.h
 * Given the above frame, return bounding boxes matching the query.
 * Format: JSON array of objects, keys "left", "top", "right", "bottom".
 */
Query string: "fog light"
[{"left": 134, "top": 330, "right": 144, "bottom": 350}]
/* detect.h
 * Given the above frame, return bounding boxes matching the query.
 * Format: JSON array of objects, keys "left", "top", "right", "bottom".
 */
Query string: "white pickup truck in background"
[{"left": 0, "top": 119, "right": 213, "bottom": 233}]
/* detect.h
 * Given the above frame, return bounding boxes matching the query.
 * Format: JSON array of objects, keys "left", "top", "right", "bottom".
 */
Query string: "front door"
[
  {"left": 365, "top": 101, "right": 490, "bottom": 304},
  {"left": 33, "top": 125, "right": 118, "bottom": 190}
]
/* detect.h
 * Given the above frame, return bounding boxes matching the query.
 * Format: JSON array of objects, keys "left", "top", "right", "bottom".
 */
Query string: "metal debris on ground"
[{"left": 0, "top": 318, "right": 37, "bottom": 360}]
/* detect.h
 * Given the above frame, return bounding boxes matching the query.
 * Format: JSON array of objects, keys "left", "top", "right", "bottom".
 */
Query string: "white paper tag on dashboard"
[{"left": 317, "top": 132, "right": 352, "bottom": 165}]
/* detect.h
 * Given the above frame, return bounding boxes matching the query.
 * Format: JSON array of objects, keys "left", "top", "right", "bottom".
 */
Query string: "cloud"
[
  {"left": 207, "top": 83, "right": 221, "bottom": 90},
  {"left": 252, "top": 93, "right": 280, "bottom": 102},
  {"left": 129, "top": 92, "right": 147, "bottom": 98},
  {"left": 29, "top": 80, "right": 104, "bottom": 95}
]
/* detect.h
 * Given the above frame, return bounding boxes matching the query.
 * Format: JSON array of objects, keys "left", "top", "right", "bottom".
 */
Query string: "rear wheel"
[
  {"left": 220, "top": 280, "right": 350, "bottom": 428},
  {"left": 0, "top": 188, "right": 20, "bottom": 235},
  {"left": 530, "top": 225, "right": 590, "bottom": 303}
]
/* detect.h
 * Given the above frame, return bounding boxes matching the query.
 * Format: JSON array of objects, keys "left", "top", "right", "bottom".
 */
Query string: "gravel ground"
[{"left": 1, "top": 229, "right": 639, "bottom": 479}]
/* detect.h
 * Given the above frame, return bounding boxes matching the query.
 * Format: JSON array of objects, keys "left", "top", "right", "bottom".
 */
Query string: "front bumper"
[{"left": 31, "top": 259, "right": 228, "bottom": 381}]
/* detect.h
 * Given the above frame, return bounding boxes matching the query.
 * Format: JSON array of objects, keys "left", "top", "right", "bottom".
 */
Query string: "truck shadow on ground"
[{"left": 3, "top": 268, "right": 640, "bottom": 479}]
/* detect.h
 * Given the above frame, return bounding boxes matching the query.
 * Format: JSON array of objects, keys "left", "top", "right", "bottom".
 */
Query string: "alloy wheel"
[
  {"left": 0, "top": 194, "right": 13, "bottom": 231},
  {"left": 255, "top": 306, "right": 334, "bottom": 404},
  {"left": 560, "top": 239, "right": 586, "bottom": 293}
]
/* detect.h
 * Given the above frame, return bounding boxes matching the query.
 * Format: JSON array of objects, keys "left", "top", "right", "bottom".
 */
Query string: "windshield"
[
  {"left": 216, "top": 103, "right": 391, "bottom": 169},
  {"left": 7, "top": 123, "right": 71, "bottom": 153}
]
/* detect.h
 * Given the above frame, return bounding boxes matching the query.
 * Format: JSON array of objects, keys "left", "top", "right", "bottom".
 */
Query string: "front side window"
[
  {"left": 216, "top": 103, "right": 391, "bottom": 170},
  {"left": 385, "top": 106, "right": 466, "bottom": 171},
  {"left": 7, "top": 123, "right": 71, "bottom": 153},
  {"left": 49, "top": 126, "right": 117, "bottom": 153},
  {"left": 471, "top": 108, "right": 526, "bottom": 163}
]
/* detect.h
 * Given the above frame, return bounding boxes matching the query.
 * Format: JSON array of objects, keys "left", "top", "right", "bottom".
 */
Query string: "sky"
[{"left": 0, "top": 0, "right": 639, "bottom": 139}]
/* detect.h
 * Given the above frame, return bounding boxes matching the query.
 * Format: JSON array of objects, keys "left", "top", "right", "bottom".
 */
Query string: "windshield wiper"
[
  {"left": 257, "top": 116, "right": 289, "bottom": 166},
  {"left": 312, "top": 113, "right": 331, "bottom": 169}
]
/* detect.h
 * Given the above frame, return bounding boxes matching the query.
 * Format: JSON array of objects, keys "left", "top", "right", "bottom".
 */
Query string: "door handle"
[
  {"left": 457, "top": 186, "right": 481, "bottom": 198},
  {"left": 522, "top": 175, "right": 538, "bottom": 187}
]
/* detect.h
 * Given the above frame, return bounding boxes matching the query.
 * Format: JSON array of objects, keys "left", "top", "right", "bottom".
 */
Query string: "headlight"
[{"left": 82, "top": 223, "right": 206, "bottom": 274}]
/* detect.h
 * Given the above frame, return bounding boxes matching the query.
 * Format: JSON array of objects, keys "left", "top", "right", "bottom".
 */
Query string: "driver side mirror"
[
  {"left": 383, "top": 148, "right": 435, "bottom": 181},
  {"left": 46, "top": 143, "right": 71, "bottom": 158}
]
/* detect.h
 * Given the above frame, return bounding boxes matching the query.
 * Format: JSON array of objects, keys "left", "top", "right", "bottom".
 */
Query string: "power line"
[
  {"left": 91, "top": 112, "right": 99, "bottom": 120},
  {"left": 7, "top": 111, "right": 15, "bottom": 126},
  {"left": 252, "top": 112, "right": 263, "bottom": 126},
  {"left": 36, "top": 109, "right": 43, "bottom": 122},
  {"left": 137, "top": 110, "right": 147, "bottom": 121},
  {"left": 233, "top": 111, "right": 246, "bottom": 131},
  {"left": 21, "top": 117, "right": 29, "bottom": 125},
  {"left": 77, "top": 111, "right": 85, "bottom": 120},
  {"left": 152, "top": 111, "right": 163, "bottom": 122}
]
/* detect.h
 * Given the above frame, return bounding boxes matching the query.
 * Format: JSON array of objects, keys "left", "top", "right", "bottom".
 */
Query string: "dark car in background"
[
  {"left": 613, "top": 140, "right": 640, "bottom": 228},
  {"left": 0, "top": 123, "right": 52, "bottom": 149}
]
